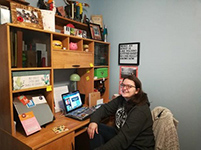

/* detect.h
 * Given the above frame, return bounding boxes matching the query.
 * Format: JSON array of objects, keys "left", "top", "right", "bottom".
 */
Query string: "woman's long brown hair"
[{"left": 122, "top": 75, "right": 150, "bottom": 106}]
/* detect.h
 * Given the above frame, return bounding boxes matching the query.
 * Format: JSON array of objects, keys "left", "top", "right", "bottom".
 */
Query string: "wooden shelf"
[
  {"left": 94, "top": 77, "right": 109, "bottom": 81},
  {"left": 55, "top": 15, "right": 88, "bottom": 31},
  {"left": 11, "top": 67, "right": 52, "bottom": 71},
  {"left": 0, "top": 0, "right": 30, "bottom": 7},
  {"left": 12, "top": 86, "right": 49, "bottom": 93},
  {"left": 94, "top": 66, "right": 109, "bottom": 68}
]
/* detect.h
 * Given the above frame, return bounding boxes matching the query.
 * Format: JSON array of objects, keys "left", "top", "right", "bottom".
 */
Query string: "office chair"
[{"left": 151, "top": 106, "right": 180, "bottom": 150}]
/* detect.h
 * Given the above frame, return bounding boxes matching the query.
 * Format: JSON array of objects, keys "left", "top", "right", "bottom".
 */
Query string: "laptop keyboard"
[{"left": 69, "top": 107, "right": 95, "bottom": 116}]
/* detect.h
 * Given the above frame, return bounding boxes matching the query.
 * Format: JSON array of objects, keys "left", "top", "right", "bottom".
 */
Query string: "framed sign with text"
[
  {"left": 91, "top": 15, "right": 103, "bottom": 28},
  {"left": 118, "top": 42, "right": 140, "bottom": 66}
]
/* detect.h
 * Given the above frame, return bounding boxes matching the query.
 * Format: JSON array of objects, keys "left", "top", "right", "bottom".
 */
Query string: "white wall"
[
  {"left": 91, "top": 0, "right": 201, "bottom": 150},
  {"left": 27, "top": 0, "right": 201, "bottom": 149}
]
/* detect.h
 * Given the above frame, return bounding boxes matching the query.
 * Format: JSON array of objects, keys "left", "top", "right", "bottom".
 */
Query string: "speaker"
[
  {"left": 80, "top": 93, "right": 85, "bottom": 104},
  {"left": 98, "top": 80, "right": 106, "bottom": 96}
]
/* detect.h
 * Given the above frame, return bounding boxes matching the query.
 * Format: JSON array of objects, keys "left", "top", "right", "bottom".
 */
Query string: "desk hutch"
[{"left": 0, "top": 1, "right": 110, "bottom": 149}]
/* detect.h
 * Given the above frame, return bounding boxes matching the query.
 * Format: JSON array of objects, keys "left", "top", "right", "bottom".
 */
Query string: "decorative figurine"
[
  {"left": 83, "top": 44, "right": 89, "bottom": 52},
  {"left": 69, "top": 42, "right": 78, "bottom": 50},
  {"left": 103, "top": 25, "right": 108, "bottom": 42}
]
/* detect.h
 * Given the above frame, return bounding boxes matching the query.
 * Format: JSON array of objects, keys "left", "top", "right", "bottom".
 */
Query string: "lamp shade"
[{"left": 70, "top": 73, "right": 80, "bottom": 81}]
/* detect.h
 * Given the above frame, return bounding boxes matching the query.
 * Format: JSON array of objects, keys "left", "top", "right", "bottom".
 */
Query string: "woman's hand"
[{"left": 87, "top": 122, "right": 98, "bottom": 139}]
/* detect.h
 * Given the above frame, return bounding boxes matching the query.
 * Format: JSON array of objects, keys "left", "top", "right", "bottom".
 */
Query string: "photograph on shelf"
[
  {"left": 10, "top": 2, "right": 43, "bottom": 29},
  {"left": 118, "top": 42, "right": 140, "bottom": 66},
  {"left": 91, "top": 15, "right": 103, "bottom": 28},
  {"left": 88, "top": 23, "right": 102, "bottom": 40},
  {"left": 118, "top": 66, "right": 138, "bottom": 94}
]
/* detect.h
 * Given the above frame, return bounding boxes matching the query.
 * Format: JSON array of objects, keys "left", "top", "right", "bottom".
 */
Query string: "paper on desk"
[
  {"left": 96, "top": 98, "right": 104, "bottom": 105},
  {"left": 54, "top": 86, "right": 68, "bottom": 112}
]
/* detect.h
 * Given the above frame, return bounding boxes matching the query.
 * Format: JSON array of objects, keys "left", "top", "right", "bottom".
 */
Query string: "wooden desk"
[{"left": 0, "top": 113, "right": 90, "bottom": 150}]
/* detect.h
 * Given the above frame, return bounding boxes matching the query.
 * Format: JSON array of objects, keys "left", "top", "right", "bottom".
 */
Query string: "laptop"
[{"left": 62, "top": 90, "right": 95, "bottom": 121}]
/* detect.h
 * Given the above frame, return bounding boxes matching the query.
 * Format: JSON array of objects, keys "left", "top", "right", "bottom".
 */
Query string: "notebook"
[{"left": 62, "top": 90, "right": 95, "bottom": 121}]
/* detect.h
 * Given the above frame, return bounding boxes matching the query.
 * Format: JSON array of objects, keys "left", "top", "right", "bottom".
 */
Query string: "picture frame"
[
  {"left": 88, "top": 23, "right": 102, "bottom": 41},
  {"left": 118, "top": 42, "right": 140, "bottom": 66},
  {"left": 118, "top": 66, "right": 138, "bottom": 94},
  {"left": 119, "top": 66, "right": 138, "bottom": 79},
  {"left": 91, "top": 15, "right": 103, "bottom": 28},
  {"left": 10, "top": 2, "right": 43, "bottom": 29}
]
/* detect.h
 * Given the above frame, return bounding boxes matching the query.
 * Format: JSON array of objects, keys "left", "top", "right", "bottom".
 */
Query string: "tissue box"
[
  {"left": 0, "top": 5, "right": 10, "bottom": 24},
  {"left": 94, "top": 68, "right": 108, "bottom": 78}
]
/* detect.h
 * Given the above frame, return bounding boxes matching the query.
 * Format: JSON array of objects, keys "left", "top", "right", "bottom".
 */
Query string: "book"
[
  {"left": 10, "top": 31, "right": 15, "bottom": 67},
  {"left": 36, "top": 50, "right": 42, "bottom": 67},
  {"left": 17, "top": 30, "right": 23, "bottom": 67},
  {"left": 25, "top": 50, "right": 37, "bottom": 67},
  {"left": 14, "top": 32, "right": 17, "bottom": 67}
]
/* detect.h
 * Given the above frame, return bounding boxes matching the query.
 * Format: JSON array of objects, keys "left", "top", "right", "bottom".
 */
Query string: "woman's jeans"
[{"left": 90, "top": 123, "right": 140, "bottom": 150}]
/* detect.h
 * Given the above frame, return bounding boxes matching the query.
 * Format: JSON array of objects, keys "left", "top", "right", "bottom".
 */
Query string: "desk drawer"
[
  {"left": 37, "top": 132, "right": 74, "bottom": 150},
  {"left": 52, "top": 51, "right": 93, "bottom": 68}
]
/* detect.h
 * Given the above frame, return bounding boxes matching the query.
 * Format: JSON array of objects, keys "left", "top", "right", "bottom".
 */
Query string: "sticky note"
[
  {"left": 87, "top": 69, "right": 90, "bottom": 73},
  {"left": 90, "top": 63, "right": 94, "bottom": 67},
  {"left": 86, "top": 76, "right": 90, "bottom": 81},
  {"left": 46, "top": 85, "right": 52, "bottom": 91}
]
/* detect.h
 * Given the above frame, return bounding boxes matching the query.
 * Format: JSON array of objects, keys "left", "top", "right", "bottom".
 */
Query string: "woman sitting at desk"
[{"left": 87, "top": 74, "right": 155, "bottom": 150}]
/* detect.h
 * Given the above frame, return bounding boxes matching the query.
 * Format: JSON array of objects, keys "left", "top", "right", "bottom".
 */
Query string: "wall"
[
  {"left": 91, "top": 0, "right": 201, "bottom": 150},
  {"left": 27, "top": 0, "right": 201, "bottom": 149}
]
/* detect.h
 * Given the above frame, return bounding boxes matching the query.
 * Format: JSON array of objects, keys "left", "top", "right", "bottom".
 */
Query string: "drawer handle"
[{"left": 72, "top": 65, "right": 80, "bottom": 67}]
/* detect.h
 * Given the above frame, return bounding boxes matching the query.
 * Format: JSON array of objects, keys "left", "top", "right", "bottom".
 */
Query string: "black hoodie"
[{"left": 90, "top": 95, "right": 155, "bottom": 150}]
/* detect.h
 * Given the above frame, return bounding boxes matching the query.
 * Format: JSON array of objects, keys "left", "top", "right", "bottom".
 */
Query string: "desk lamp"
[{"left": 70, "top": 73, "right": 80, "bottom": 91}]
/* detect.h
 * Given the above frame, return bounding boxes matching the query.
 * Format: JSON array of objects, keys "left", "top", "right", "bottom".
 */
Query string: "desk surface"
[{"left": 14, "top": 113, "right": 90, "bottom": 149}]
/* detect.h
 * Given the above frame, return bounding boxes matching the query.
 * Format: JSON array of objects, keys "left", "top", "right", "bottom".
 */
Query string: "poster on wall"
[
  {"left": 119, "top": 66, "right": 138, "bottom": 94},
  {"left": 118, "top": 42, "right": 140, "bottom": 66}
]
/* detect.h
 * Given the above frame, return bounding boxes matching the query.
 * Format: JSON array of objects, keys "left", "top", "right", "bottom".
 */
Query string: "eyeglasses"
[{"left": 120, "top": 83, "right": 136, "bottom": 89}]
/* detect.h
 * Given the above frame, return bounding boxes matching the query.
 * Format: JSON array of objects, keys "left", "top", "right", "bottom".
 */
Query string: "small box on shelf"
[
  {"left": 0, "top": 5, "right": 10, "bottom": 24},
  {"left": 94, "top": 68, "right": 108, "bottom": 79}
]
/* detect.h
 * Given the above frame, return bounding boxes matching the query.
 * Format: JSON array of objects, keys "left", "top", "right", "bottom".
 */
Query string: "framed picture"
[
  {"left": 119, "top": 66, "right": 138, "bottom": 79},
  {"left": 10, "top": 2, "right": 43, "bottom": 29},
  {"left": 88, "top": 23, "right": 102, "bottom": 40},
  {"left": 119, "top": 66, "right": 138, "bottom": 94},
  {"left": 118, "top": 42, "right": 140, "bottom": 66},
  {"left": 91, "top": 15, "right": 103, "bottom": 28}
]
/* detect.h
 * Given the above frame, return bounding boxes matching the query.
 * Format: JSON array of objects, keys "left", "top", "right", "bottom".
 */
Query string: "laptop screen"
[{"left": 62, "top": 91, "right": 83, "bottom": 113}]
